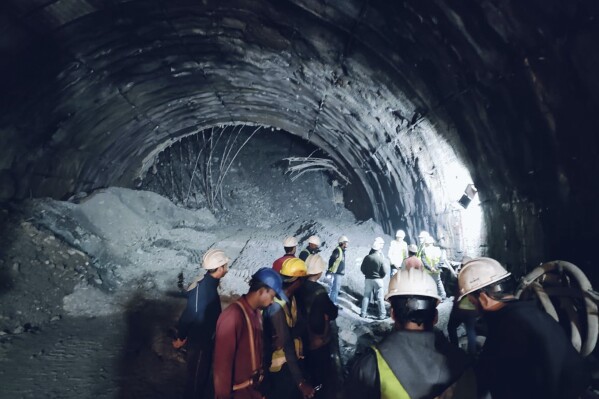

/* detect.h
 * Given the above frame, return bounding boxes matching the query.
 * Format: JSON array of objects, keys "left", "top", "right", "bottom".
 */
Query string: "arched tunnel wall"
[{"left": 1, "top": 0, "right": 598, "bottom": 281}]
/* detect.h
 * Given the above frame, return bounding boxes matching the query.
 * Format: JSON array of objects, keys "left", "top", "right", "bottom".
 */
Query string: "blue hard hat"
[{"left": 252, "top": 267, "right": 288, "bottom": 302}]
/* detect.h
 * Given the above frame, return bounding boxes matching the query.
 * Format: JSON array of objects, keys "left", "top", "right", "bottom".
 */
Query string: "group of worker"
[
  {"left": 359, "top": 229, "right": 448, "bottom": 320},
  {"left": 174, "top": 235, "right": 343, "bottom": 399},
  {"left": 173, "top": 235, "right": 591, "bottom": 399}
]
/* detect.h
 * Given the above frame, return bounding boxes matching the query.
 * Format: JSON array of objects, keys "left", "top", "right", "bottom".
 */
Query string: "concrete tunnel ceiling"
[{"left": 1, "top": 0, "right": 599, "bottom": 278}]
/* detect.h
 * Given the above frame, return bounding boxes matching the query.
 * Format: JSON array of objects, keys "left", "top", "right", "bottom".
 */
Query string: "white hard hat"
[
  {"left": 202, "top": 248, "right": 230, "bottom": 270},
  {"left": 425, "top": 236, "right": 435, "bottom": 245},
  {"left": 408, "top": 244, "right": 418, "bottom": 253},
  {"left": 457, "top": 257, "right": 511, "bottom": 301},
  {"left": 305, "top": 254, "right": 327, "bottom": 275},
  {"left": 418, "top": 231, "right": 430, "bottom": 239},
  {"left": 372, "top": 237, "right": 385, "bottom": 250},
  {"left": 338, "top": 235, "right": 349, "bottom": 243},
  {"left": 386, "top": 268, "right": 440, "bottom": 301},
  {"left": 307, "top": 235, "right": 321, "bottom": 246},
  {"left": 283, "top": 236, "right": 298, "bottom": 247},
  {"left": 395, "top": 230, "right": 406, "bottom": 238}
]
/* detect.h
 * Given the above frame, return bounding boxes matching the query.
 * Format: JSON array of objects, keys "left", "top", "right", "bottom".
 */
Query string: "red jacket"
[
  {"left": 213, "top": 296, "right": 264, "bottom": 399},
  {"left": 272, "top": 254, "right": 295, "bottom": 273}
]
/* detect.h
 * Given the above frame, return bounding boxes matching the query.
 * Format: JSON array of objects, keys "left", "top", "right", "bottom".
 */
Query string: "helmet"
[
  {"left": 280, "top": 258, "right": 308, "bottom": 277},
  {"left": 252, "top": 267, "right": 288, "bottom": 302},
  {"left": 458, "top": 257, "right": 511, "bottom": 301},
  {"left": 202, "top": 249, "right": 230, "bottom": 270},
  {"left": 372, "top": 237, "right": 385, "bottom": 250},
  {"left": 283, "top": 236, "right": 298, "bottom": 247},
  {"left": 418, "top": 231, "right": 430, "bottom": 239},
  {"left": 408, "top": 244, "right": 418, "bottom": 253},
  {"left": 307, "top": 235, "right": 321, "bottom": 246},
  {"left": 424, "top": 236, "right": 435, "bottom": 245},
  {"left": 386, "top": 268, "right": 441, "bottom": 301},
  {"left": 395, "top": 230, "right": 406, "bottom": 238},
  {"left": 338, "top": 235, "right": 349, "bottom": 243},
  {"left": 305, "top": 254, "right": 327, "bottom": 275}
]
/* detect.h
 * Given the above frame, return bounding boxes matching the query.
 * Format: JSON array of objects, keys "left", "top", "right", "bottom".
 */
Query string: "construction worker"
[
  {"left": 298, "top": 235, "right": 321, "bottom": 261},
  {"left": 213, "top": 268, "right": 286, "bottom": 399},
  {"left": 273, "top": 236, "right": 298, "bottom": 273},
  {"left": 348, "top": 268, "right": 476, "bottom": 399},
  {"left": 360, "top": 237, "right": 387, "bottom": 320},
  {"left": 173, "top": 248, "right": 230, "bottom": 399},
  {"left": 263, "top": 258, "right": 316, "bottom": 399},
  {"left": 387, "top": 229, "right": 408, "bottom": 277},
  {"left": 458, "top": 257, "right": 589, "bottom": 399},
  {"left": 416, "top": 230, "right": 430, "bottom": 256},
  {"left": 447, "top": 256, "right": 478, "bottom": 356},
  {"left": 400, "top": 244, "right": 423, "bottom": 271},
  {"left": 326, "top": 236, "right": 349, "bottom": 306},
  {"left": 420, "top": 236, "right": 446, "bottom": 299},
  {"left": 296, "top": 254, "right": 338, "bottom": 398}
]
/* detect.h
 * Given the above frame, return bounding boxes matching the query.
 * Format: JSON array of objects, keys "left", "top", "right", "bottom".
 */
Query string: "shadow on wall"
[
  {"left": 0, "top": 205, "right": 17, "bottom": 297},
  {"left": 116, "top": 292, "right": 187, "bottom": 398}
]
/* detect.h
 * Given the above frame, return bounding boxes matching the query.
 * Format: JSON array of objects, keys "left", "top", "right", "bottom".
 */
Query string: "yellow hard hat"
[{"left": 280, "top": 257, "right": 308, "bottom": 278}]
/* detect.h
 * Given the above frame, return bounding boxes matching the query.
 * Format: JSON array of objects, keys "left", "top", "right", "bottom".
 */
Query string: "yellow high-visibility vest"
[
  {"left": 372, "top": 346, "right": 410, "bottom": 399},
  {"left": 269, "top": 297, "right": 303, "bottom": 372}
]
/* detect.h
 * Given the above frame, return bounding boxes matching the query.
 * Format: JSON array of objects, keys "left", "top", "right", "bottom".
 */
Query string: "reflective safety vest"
[
  {"left": 422, "top": 246, "right": 441, "bottom": 275},
  {"left": 269, "top": 297, "right": 304, "bottom": 372},
  {"left": 373, "top": 344, "right": 478, "bottom": 399},
  {"left": 328, "top": 247, "right": 344, "bottom": 274},
  {"left": 372, "top": 346, "right": 410, "bottom": 399}
]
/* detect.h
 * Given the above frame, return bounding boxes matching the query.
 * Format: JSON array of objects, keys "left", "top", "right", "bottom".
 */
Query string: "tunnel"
[{"left": 0, "top": 0, "right": 598, "bottom": 397}]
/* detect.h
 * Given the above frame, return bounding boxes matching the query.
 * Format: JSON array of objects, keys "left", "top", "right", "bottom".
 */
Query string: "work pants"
[
  {"left": 184, "top": 344, "right": 214, "bottom": 399},
  {"left": 329, "top": 274, "right": 343, "bottom": 305},
  {"left": 431, "top": 273, "right": 447, "bottom": 299},
  {"left": 305, "top": 344, "right": 336, "bottom": 399},
  {"left": 264, "top": 363, "right": 302, "bottom": 399},
  {"left": 361, "top": 278, "right": 385, "bottom": 318}
]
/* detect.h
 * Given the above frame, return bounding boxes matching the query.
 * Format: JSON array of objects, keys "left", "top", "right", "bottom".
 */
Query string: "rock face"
[
  {"left": 0, "top": 2, "right": 598, "bottom": 280},
  {"left": 0, "top": 182, "right": 401, "bottom": 398}
]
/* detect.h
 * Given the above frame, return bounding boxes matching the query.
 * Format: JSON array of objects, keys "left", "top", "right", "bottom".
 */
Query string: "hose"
[{"left": 517, "top": 260, "right": 598, "bottom": 357}]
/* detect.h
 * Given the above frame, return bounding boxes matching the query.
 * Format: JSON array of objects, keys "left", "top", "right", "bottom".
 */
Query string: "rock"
[
  {"left": 50, "top": 315, "right": 61, "bottom": 322},
  {"left": 12, "top": 262, "right": 19, "bottom": 272},
  {"left": 94, "top": 278, "right": 103, "bottom": 285},
  {"left": 12, "top": 326, "right": 24, "bottom": 334}
]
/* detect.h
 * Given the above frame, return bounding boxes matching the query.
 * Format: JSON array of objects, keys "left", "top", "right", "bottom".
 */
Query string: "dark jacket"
[
  {"left": 347, "top": 329, "right": 475, "bottom": 399},
  {"left": 296, "top": 280, "right": 338, "bottom": 349},
  {"left": 263, "top": 296, "right": 307, "bottom": 386},
  {"left": 360, "top": 249, "right": 386, "bottom": 279},
  {"left": 328, "top": 246, "right": 346, "bottom": 275},
  {"left": 298, "top": 246, "right": 319, "bottom": 261},
  {"left": 177, "top": 273, "right": 221, "bottom": 348},
  {"left": 476, "top": 300, "right": 589, "bottom": 399}
]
